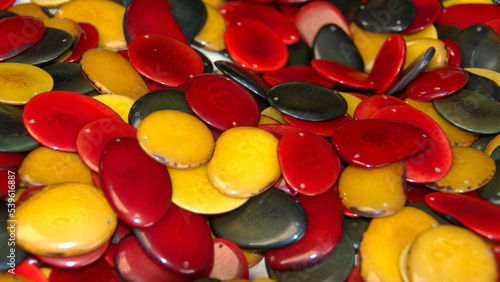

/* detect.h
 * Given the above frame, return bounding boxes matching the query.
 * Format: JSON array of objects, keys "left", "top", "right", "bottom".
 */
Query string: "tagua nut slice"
[
  {"left": 80, "top": 49, "right": 149, "bottom": 100},
  {"left": 332, "top": 119, "right": 430, "bottom": 168},
  {"left": 207, "top": 126, "right": 281, "bottom": 198},
  {"left": 137, "top": 110, "right": 215, "bottom": 168},
  {"left": 92, "top": 94, "right": 135, "bottom": 123},
  {"left": 359, "top": 207, "right": 438, "bottom": 282},
  {"left": 406, "top": 225, "right": 498, "bottom": 282},
  {"left": 0, "top": 15, "right": 46, "bottom": 61},
  {"left": 15, "top": 182, "right": 117, "bottom": 257},
  {"left": 425, "top": 146, "right": 495, "bottom": 193},
  {"left": 55, "top": 0, "right": 126, "bottom": 50},
  {"left": 194, "top": 2, "right": 226, "bottom": 51},
  {"left": 36, "top": 240, "right": 110, "bottom": 269},
  {"left": 0, "top": 63, "right": 53, "bottom": 105},
  {"left": 338, "top": 161, "right": 407, "bottom": 217},
  {"left": 405, "top": 66, "right": 469, "bottom": 101},
  {"left": 353, "top": 94, "right": 410, "bottom": 120},
  {"left": 311, "top": 59, "right": 377, "bottom": 90}
]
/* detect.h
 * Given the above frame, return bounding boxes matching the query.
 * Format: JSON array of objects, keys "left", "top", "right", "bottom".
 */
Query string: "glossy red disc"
[
  {"left": 0, "top": 152, "right": 25, "bottom": 170},
  {"left": 100, "top": 137, "right": 172, "bottom": 228},
  {"left": 225, "top": 18, "right": 288, "bottom": 72},
  {"left": 486, "top": 19, "right": 500, "bottom": 34},
  {"left": 311, "top": 59, "right": 377, "bottom": 90},
  {"left": 401, "top": 0, "right": 441, "bottom": 34},
  {"left": 266, "top": 189, "right": 343, "bottom": 270},
  {"left": 48, "top": 259, "right": 121, "bottom": 282},
  {"left": 371, "top": 105, "right": 453, "bottom": 183},
  {"left": 115, "top": 235, "right": 194, "bottom": 282},
  {"left": 437, "top": 4, "right": 500, "bottom": 29},
  {"left": 353, "top": 94, "right": 409, "bottom": 120},
  {"left": 0, "top": 16, "right": 46, "bottom": 61},
  {"left": 185, "top": 74, "right": 260, "bottom": 131},
  {"left": 128, "top": 34, "right": 204, "bottom": 87},
  {"left": 263, "top": 65, "right": 334, "bottom": 88},
  {"left": 0, "top": 0, "right": 14, "bottom": 10},
  {"left": 23, "top": 91, "right": 122, "bottom": 152},
  {"left": 332, "top": 119, "right": 430, "bottom": 168},
  {"left": 370, "top": 34, "right": 406, "bottom": 94},
  {"left": 76, "top": 118, "right": 137, "bottom": 172},
  {"left": 278, "top": 130, "right": 341, "bottom": 196},
  {"left": 405, "top": 66, "right": 468, "bottom": 100},
  {"left": 135, "top": 204, "right": 214, "bottom": 275},
  {"left": 65, "top": 23, "right": 99, "bottom": 63},
  {"left": 282, "top": 113, "right": 352, "bottom": 137},
  {"left": 426, "top": 192, "right": 500, "bottom": 242},
  {"left": 441, "top": 39, "right": 462, "bottom": 67},
  {"left": 36, "top": 240, "right": 110, "bottom": 268},
  {"left": 406, "top": 183, "right": 434, "bottom": 203},
  {"left": 208, "top": 238, "right": 249, "bottom": 280}
]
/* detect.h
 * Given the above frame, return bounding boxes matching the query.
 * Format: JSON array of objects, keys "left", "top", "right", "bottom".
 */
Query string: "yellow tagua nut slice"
[
  {"left": 168, "top": 164, "right": 248, "bottom": 214},
  {"left": 338, "top": 92, "right": 362, "bottom": 117},
  {"left": 18, "top": 146, "right": 93, "bottom": 186},
  {"left": 425, "top": 146, "right": 496, "bottom": 193},
  {"left": 0, "top": 63, "right": 53, "bottom": 105},
  {"left": 137, "top": 110, "right": 215, "bottom": 168},
  {"left": 404, "top": 38, "right": 448, "bottom": 71},
  {"left": 261, "top": 107, "right": 285, "bottom": 124},
  {"left": 32, "top": 0, "right": 71, "bottom": 8},
  {"left": 44, "top": 17, "right": 82, "bottom": 43},
  {"left": 338, "top": 162, "right": 407, "bottom": 217},
  {"left": 485, "top": 133, "right": 500, "bottom": 157},
  {"left": 360, "top": 206, "right": 439, "bottom": 282},
  {"left": 93, "top": 94, "right": 135, "bottom": 123},
  {"left": 81, "top": 49, "right": 149, "bottom": 100},
  {"left": 194, "top": 3, "right": 226, "bottom": 52},
  {"left": 7, "top": 3, "right": 51, "bottom": 21},
  {"left": 406, "top": 225, "right": 498, "bottom": 282},
  {"left": 16, "top": 182, "right": 117, "bottom": 257},
  {"left": 405, "top": 98, "right": 478, "bottom": 146},
  {"left": 55, "top": 0, "right": 126, "bottom": 50},
  {"left": 465, "top": 68, "right": 500, "bottom": 87},
  {"left": 207, "top": 126, "right": 281, "bottom": 198}
]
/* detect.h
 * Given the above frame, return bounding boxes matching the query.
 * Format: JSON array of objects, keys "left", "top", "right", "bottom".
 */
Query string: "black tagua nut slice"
[
  {"left": 455, "top": 24, "right": 500, "bottom": 73},
  {"left": 354, "top": 0, "right": 416, "bottom": 33},
  {"left": 214, "top": 60, "right": 270, "bottom": 99},
  {"left": 42, "top": 62, "right": 95, "bottom": 94},
  {"left": 267, "top": 81, "right": 348, "bottom": 121},
  {"left": 465, "top": 70, "right": 500, "bottom": 101}
]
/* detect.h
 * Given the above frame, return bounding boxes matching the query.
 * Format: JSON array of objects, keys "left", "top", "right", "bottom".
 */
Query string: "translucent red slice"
[
  {"left": 266, "top": 189, "right": 343, "bottom": 270},
  {"left": 225, "top": 19, "right": 288, "bottom": 72},
  {"left": 185, "top": 73, "right": 260, "bottom": 131},
  {"left": 436, "top": 4, "right": 500, "bottom": 29},
  {"left": 371, "top": 105, "right": 453, "bottom": 183},
  {"left": 401, "top": 0, "right": 441, "bottom": 34},
  {"left": 353, "top": 94, "right": 410, "bottom": 120},
  {"left": 100, "top": 137, "right": 172, "bottom": 228},
  {"left": 220, "top": 1, "right": 300, "bottom": 45},
  {"left": 36, "top": 240, "right": 110, "bottom": 268},
  {"left": 23, "top": 91, "right": 122, "bottom": 152},
  {"left": 404, "top": 66, "right": 469, "bottom": 101},
  {"left": 128, "top": 34, "right": 204, "bottom": 87},
  {"left": 0, "top": 16, "right": 45, "bottom": 61},
  {"left": 208, "top": 238, "right": 249, "bottom": 280},
  {"left": 278, "top": 130, "right": 341, "bottom": 196},
  {"left": 370, "top": 34, "right": 406, "bottom": 94},
  {"left": 282, "top": 113, "right": 352, "bottom": 137},
  {"left": 76, "top": 118, "right": 137, "bottom": 172},
  {"left": 426, "top": 192, "right": 500, "bottom": 242},
  {"left": 311, "top": 59, "right": 377, "bottom": 90},
  {"left": 332, "top": 119, "right": 430, "bottom": 168},
  {"left": 65, "top": 23, "right": 99, "bottom": 63},
  {"left": 263, "top": 65, "right": 334, "bottom": 88}
]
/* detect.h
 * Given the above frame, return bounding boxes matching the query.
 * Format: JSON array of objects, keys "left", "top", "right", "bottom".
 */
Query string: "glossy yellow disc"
[
  {"left": 44, "top": 17, "right": 81, "bottom": 42},
  {"left": 32, "top": 0, "right": 71, "bottom": 8},
  {"left": 202, "top": 0, "right": 226, "bottom": 9},
  {"left": 258, "top": 115, "right": 281, "bottom": 125},
  {"left": 405, "top": 98, "right": 479, "bottom": 146},
  {"left": 168, "top": 164, "right": 248, "bottom": 214},
  {"left": 80, "top": 49, "right": 149, "bottom": 100},
  {"left": 194, "top": 2, "right": 226, "bottom": 52},
  {"left": 7, "top": 3, "right": 51, "bottom": 21},
  {"left": 360, "top": 206, "right": 439, "bottom": 282},
  {"left": 442, "top": 0, "right": 493, "bottom": 8},
  {"left": 404, "top": 38, "right": 448, "bottom": 71},
  {"left": 425, "top": 146, "right": 496, "bottom": 193},
  {"left": 137, "top": 110, "right": 215, "bottom": 168},
  {"left": 261, "top": 107, "right": 285, "bottom": 124},
  {"left": 18, "top": 146, "right": 93, "bottom": 186},
  {"left": 0, "top": 63, "right": 54, "bottom": 105},
  {"left": 485, "top": 133, "right": 500, "bottom": 156},
  {"left": 207, "top": 126, "right": 281, "bottom": 198},
  {"left": 406, "top": 225, "right": 498, "bottom": 282},
  {"left": 242, "top": 249, "right": 264, "bottom": 268},
  {"left": 93, "top": 94, "right": 135, "bottom": 123},
  {"left": 465, "top": 68, "right": 500, "bottom": 87},
  {"left": 339, "top": 92, "right": 362, "bottom": 117},
  {"left": 55, "top": 0, "right": 127, "bottom": 50},
  {"left": 338, "top": 162, "right": 407, "bottom": 217},
  {"left": 16, "top": 182, "right": 117, "bottom": 256}
]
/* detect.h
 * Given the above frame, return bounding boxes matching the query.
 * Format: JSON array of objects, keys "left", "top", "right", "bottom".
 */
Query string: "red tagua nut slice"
[
  {"left": 0, "top": 16, "right": 46, "bottom": 61},
  {"left": 371, "top": 105, "right": 453, "bottom": 183},
  {"left": 404, "top": 66, "right": 469, "bottom": 101},
  {"left": 353, "top": 94, "right": 410, "bottom": 120},
  {"left": 311, "top": 59, "right": 377, "bottom": 90},
  {"left": 282, "top": 113, "right": 352, "bottom": 137},
  {"left": 332, "top": 119, "right": 430, "bottom": 168}
]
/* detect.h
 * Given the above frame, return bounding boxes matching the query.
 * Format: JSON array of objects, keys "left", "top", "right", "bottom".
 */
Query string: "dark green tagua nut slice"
[
  {"left": 432, "top": 89, "right": 500, "bottom": 134},
  {"left": 42, "top": 62, "right": 95, "bottom": 94},
  {"left": 267, "top": 81, "right": 347, "bottom": 121},
  {"left": 0, "top": 104, "right": 39, "bottom": 153}
]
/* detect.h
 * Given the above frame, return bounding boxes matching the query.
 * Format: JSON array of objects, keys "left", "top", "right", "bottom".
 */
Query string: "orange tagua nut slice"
[
  {"left": 80, "top": 49, "right": 149, "bottom": 100},
  {"left": 359, "top": 206, "right": 439, "bottom": 282},
  {"left": 137, "top": 110, "right": 215, "bottom": 168},
  {"left": 338, "top": 161, "right": 407, "bottom": 217},
  {"left": 0, "top": 63, "right": 53, "bottom": 105},
  {"left": 15, "top": 182, "right": 117, "bottom": 257},
  {"left": 207, "top": 126, "right": 281, "bottom": 198},
  {"left": 405, "top": 225, "right": 498, "bottom": 282},
  {"left": 55, "top": 0, "right": 127, "bottom": 50}
]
